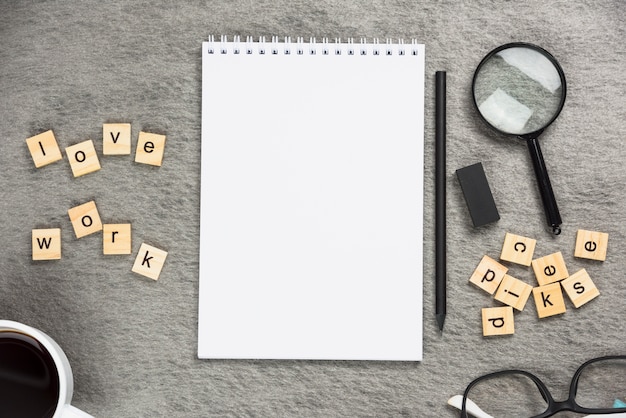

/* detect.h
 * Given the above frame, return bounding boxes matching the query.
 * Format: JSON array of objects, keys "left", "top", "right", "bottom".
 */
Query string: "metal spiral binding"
[{"left": 207, "top": 36, "right": 419, "bottom": 56}]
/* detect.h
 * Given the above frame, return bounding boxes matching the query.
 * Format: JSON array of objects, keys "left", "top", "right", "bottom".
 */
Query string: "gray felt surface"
[{"left": 1, "top": 1, "right": 625, "bottom": 417}]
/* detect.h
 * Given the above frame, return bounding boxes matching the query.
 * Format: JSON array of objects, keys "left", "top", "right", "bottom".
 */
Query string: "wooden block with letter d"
[
  {"left": 469, "top": 255, "right": 508, "bottom": 295},
  {"left": 500, "top": 232, "right": 536, "bottom": 266},
  {"left": 32, "top": 228, "right": 61, "bottom": 260},
  {"left": 574, "top": 229, "right": 608, "bottom": 261},
  {"left": 482, "top": 306, "right": 514, "bottom": 336}
]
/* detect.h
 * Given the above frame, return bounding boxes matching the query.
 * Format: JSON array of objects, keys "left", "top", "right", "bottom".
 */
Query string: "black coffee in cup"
[{"left": 0, "top": 330, "right": 60, "bottom": 418}]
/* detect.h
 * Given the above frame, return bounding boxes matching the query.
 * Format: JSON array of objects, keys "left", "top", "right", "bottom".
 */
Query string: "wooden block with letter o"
[
  {"left": 469, "top": 255, "right": 508, "bottom": 295},
  {"left": 574, "top": 229, "right": 608, "bottom": 261},
  {"left": 482, "top": 306, "right": 515, "bottom": 336},
  {"left": 68, "top": 201, "right": 103, "bottom": 238},
  {"left": 66, "top": 139, "right": 101, "bottom": 177},
  {"left": 500, "top": 232, "right": 536, "bottom": 266}
]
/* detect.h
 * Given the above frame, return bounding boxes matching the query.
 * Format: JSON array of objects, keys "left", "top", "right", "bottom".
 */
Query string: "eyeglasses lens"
[
  {"left": 465, "top": 372, "right": 548, "bottom": 417},
  {"left": 575, "top": 357, "right": 626, "bottom": 410}
]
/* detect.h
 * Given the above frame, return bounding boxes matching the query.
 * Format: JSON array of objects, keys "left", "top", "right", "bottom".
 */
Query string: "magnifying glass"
[{"left": 472, "top": 43, "right": 566, "bottom": 235}]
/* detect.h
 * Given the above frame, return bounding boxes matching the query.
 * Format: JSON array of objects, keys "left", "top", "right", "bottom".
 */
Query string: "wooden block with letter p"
[
  {"left": 482, "top": 306, "right": 515, "bottom": 336},
  {"left": 574, "top": 229, "right": 608, "bottom": 261},
  {"left": 32, "top": 228, "right": 61, "bottom": 260},
  {"left": 469, "top": 255, "right": 508, "bottom": 295},
  {"left": 135, "top": 131, "right": 166, "bottom": 166},
  {"left": 531, "top": 251, "right": 569, "bottom": 286},
  {"left": 500, "top": 232, "right": 536, "bottom": 266},
  {"left": 26, "top": 130, "right": 63, "bottom": 168},
  {"left": 561, "top": 269, "right": 600, "bottom": 308}
]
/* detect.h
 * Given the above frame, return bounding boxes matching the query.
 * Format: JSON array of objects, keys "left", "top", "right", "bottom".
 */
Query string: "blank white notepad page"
[{"left": 199, "top": 38, "right": 425, "bottom": 360}]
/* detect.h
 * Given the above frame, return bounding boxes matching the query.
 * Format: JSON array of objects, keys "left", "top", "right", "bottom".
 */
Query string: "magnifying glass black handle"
[{"left": 525, "top": 136, "right": 562, "bottom": 235}]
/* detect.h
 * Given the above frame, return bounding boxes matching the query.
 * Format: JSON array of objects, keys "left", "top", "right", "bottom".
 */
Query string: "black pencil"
[{"left": 435, "top": 71, "right": 447, "bottom": 333}]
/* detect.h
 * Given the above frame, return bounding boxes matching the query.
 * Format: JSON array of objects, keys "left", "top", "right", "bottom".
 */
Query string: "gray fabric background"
[{"left": 1, "top": 1, "right": 625, "bottom": 416}]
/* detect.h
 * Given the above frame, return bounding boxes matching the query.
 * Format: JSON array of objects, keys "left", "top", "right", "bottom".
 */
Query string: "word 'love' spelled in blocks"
[
  {"left": 500, "top": 232, "right": 536, "bottom": 266},
  {"left": 32, "top": 228, "right": 61, "bottom": 260},
  {"left": 574, "top": 229, "right": 609, "bottom": 261},
  {"left": 132, "top": 243, "right": 168, "bottom": 280},
  {"left": 482, "top": 306, "right": 515, "bottom": 336},
  {"left": 469, "top": 255, "right": 508, "bottom": 295},
  {"left": 561, "top": 269, "right": 600, "bottom": 308},
  {"left": 532, "top": 251, "right": 569, "bottom": 286},
  {"left": 26, "top": 130, "right": 63, "bottom": 168}
]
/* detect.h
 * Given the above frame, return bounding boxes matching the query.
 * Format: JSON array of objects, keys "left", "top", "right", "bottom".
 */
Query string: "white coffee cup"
[{"left": 0, "top": 320, "right": 93, "bottom": 418}]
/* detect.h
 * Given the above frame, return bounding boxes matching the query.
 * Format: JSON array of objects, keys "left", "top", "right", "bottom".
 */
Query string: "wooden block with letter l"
[
  {"left": 103, "top": 123, "right": 132, "bottom": 155},
  {"left": 533, "top": 282, "right": 567, "bottom": 318},
  {"left": 68, "top": 201, "right": 103, "bottom": 238},
  {"left": 531, "top": 251, "right": 569, "bottom": 286},
  {"left": 574, "top": 229, "right": 609, "bottom": 261},
  {"left": 135, "top": 131, "right": 166, "bottom": 166},
  {"left": 132, "top": 243, "right": 168, "bottom": 280},
  {"left": 482, "top": 306, "right": 515, "bottom": 336},
  {"left": 500, "top": 232, "right": 536, "bottom": 266},
  {"left": 65, "top": 139, "right": 101, "bottom": 177},
  {"left": 494, "top": 274, "right": 533, "bottom": 311},
  {"left": 561, "top": 269, "right": 600, "bottom": 308},
  {"left": 26, "top": 130, "right": 63, "bottom": 168},
  {"left": 103, "top": 224, "right": 132, "bottom": 255},
  {"left": 469, "top": 255, "right": 508, "bottom": 295},
  {"left": 32, "top": 228, "right": 61, "bottom": 260}
]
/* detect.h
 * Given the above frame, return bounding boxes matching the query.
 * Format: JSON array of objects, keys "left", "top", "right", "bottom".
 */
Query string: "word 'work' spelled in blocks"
[
  {"left": 469, "top": 255, "right": 508, "bottom": 295},
  {"left": 482, "top": 306, "right": 515, "bottom": 336},
  {"left": 561, "top": 269, "right": 600, "bottom": 308},
  {"left": 494, "top": 274, "right": 533, "bottom": 311},
  {"left": 132, "top": 243, "right": 168, "bottom": 280},
  {"left": 533, "top": 282, "right": 566, "bottom": 318},
  {"left": 103, "top": 123, "right": 132, "bottom": 155},
  {"left": 26, "top": 130, "right": 63, "bottom": 168},
  {"left": 135, "top": 131, "right": 166, "bottom": 166},
  {"left": 66, "top": 139, "right": 101, "bottom": 177},
  {"left": 532, "top": 251, "right": 569, "bottom": 286},
  {"left": 103, "top": 224, "right": 132, "bottom": 255},
  {"left": 68, "top": 201, "right": 103, "bottom": 238},
  {"left": 32, "top": 228, "right": 61, "bottom": 260},
  {"left": 500, "top": 232, "right": 536, "bottom": 266},
  {"left": 575, "top": 229, "right": 609, "bottom": 261}
]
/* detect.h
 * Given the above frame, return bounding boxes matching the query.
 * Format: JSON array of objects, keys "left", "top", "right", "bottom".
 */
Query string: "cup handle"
[{"left": 61, "top": 404, "right": 94, "bottom": 418}]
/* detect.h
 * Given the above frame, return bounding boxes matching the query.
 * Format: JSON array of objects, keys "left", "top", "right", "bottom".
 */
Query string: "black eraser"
[{"left": 456, "top": 162, "right": 500, "bottom": 227}]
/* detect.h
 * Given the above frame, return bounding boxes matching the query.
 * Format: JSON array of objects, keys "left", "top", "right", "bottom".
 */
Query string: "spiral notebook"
[{"left": 199, "top": 37, "right": 425, "bottom": 361}]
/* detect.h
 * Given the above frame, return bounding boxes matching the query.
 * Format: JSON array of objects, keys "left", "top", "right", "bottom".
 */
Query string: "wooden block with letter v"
[
  {"left": 532, "top": 251, "right": 569, "bottom": 286},
  {"left": 32, "top": 228, "right": 61, "bottom": 260},
  {"left": 482, "top": 306, "right": 514, "bottom": 336},
  {"left": 574, "top": 229, "right": 609, "bottom": 261},
  {"left": 561, "top": 269, "right": 600, "bottom": 308},
  {"left": 65, "top": 139, "right": 101, "bottom": 177},
  {"left": 132, "top": 243, "right": 168, "bottom": 280},
  {"left": 500, "top": 232, "right": 536, "bottom": 266},
  {"left": 103, "top": 123, "right": 132, "bottom": 155},
  {"left": 26, "top": 130, "right": 63, "bottom": 168},
  {"left": 469, "top": 255, "right": 508, "bottom": 295}
]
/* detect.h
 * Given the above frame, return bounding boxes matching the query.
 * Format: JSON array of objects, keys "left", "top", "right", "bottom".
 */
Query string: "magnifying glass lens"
[{"left": 473, "top": 46, "right": 565, "bottom": 135}]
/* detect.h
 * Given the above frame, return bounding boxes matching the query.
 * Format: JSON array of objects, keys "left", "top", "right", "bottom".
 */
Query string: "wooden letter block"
[
  {"left": 68, "top": 201, "right": 103, "bottom": 238},
  {"left": 103, "top": 123, "right": 131, "bottom": 155},
  {"left": 533, "top": 283, "right": 566, "bottom": 318},
  {"left": 135, "top": 131, "right": 166, "bottom": 166},
  {"left": 561, "top": 269, "right": 600, "bottom": 308},
  {"left": 132, "top": 243, "right": 168, "bottom": 280},
  {"left": 26, "top": 130, "right": 63, "bottom": 168},
  {"left": 469, "top": 255, "right": 508, "bottom": 294},
  {"left": 66, "top": 139, "right": 101, "bottom": 177},
  {"left": 103, "top": 224, "right": 132, "bottom": 255},
  {"left": 32, "top": 228, "right": 61, "bottom": 260},
  {"left": 532, "top": 251, "right": 569, "bottom": 286},
  {"left": 500, "top": 232, "right": 536, "bottom": 266},
  {"left": 574, "top": 229, "right": 608, "bottom": 261},
  {"left": 482, "top": 306, "right": 514, "bottom": 336},
  {"left": 494, "top": 274, "right": 533, "bottom": 311}
]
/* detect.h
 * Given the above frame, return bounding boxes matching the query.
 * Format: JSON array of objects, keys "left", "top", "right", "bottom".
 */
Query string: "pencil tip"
[{"left": 436, "top": 314, "right": 446, "bottom": 333}]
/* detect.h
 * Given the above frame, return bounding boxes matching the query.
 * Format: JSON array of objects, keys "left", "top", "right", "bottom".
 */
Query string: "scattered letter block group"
[{"left": 474, "top": 230, "right": 607, "bottom": 336}]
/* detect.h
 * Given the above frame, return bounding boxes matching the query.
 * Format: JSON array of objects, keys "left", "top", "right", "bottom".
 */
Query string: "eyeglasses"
[{"left": 460, "top": 355, "right": 626, "bottom": 418}]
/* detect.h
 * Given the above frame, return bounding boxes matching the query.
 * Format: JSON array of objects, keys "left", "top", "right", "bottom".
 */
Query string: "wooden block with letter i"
[
  {"left": 132, "top": 243, "right": 168, "bottom": 280},
  {"left": 533, "top": 283, "right": 566, "bottom": 318},
  {"left": 103, "top": 224, "right": 132, "bottom": 255},
  {"left": 32, "top": 228, "right": 61, "bottom": 260},
  {"left": 68, "top": 201, "right": 103, "bottom": 238},
  {"left": 469, "top": 255, "right": 508, "bottom": 295},
  {"left": 532, "top": 251, "right": 569, "bottom": 286},
  {"left": 574, "top": 229, "right": 609, "bottom": 261},
  {"left": 494, "top": 274, "right": 533, "bottom": 311},
  {"left": 135, "top": 131, "right": 166, "bottom": 166},
  {"left": 482, "top": 306, "right": 514, "bottom": 336},
  {"left": 66, "top": 139, "right": 101, "bottom": 177},
  {"left": 103, "top": 123, "right": 131, "bottom": 155},
  {"left": 500, "top": 232, "right": 536, "bottom": 266},
  {"left": 26, "top": 130, "right": 63, "bottom": 168},
  {"left": 561, "top": 269, "right": 600, "bottom": 308}
]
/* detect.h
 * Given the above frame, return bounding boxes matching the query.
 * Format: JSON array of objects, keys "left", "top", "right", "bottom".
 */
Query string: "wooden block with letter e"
[
  {"left": 533, "top": 282, "right": 567, "bottom": 318},
  {"left": 532, "top": 251, "right": 569, "bottom": 286},
  {"left": 32, "top": 228, "right": 61, "bottom": 260},
  {"left": 26, "top": 130, "right": 63, "bottom": 168},
  {"left": 469, "top": 255, "right": 508, "bottom": 295},
  {"left": 500, "top": 232, "right": 536, "bottom": 266},
  {"left": 66, "top": 139, "right": 101, "bottom": 177},
  {"left": 574, "top": 229, "right": 608, "bottom": 261},
  {"left": 482, "top": 306, "right": 515, "bottom": 336},
  {"left": 561, "top": 269, "right": 600, "bottom": 308},
  {"left": 135, "top": 131, "right": 166, "bottom": 166}
]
